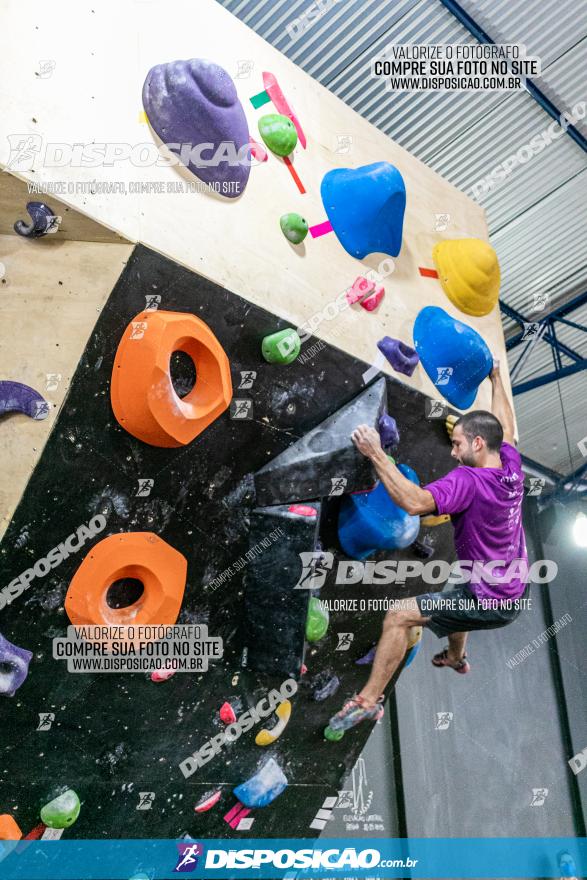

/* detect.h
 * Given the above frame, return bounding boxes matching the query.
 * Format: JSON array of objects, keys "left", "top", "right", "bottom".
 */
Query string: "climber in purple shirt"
[{"left": 329, "top": 362, "right": 529, "bottom": 734}]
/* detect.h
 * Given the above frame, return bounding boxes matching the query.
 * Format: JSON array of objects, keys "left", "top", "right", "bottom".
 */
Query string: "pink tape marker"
[
  {"left": 309, "top": 220, "right": 333, "bottom": 238},
  {"left": 263, "top": 72, "right": 307, "bottom": 149},
  {"left": 224, "top": 802, "right": 251, "bottom": 829}
]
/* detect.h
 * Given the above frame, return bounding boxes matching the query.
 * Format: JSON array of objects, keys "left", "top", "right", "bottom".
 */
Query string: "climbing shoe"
[
  {"left": 431, "top": 648, "right": 470, "bottom": 674},
  {"left": 327, "top": 695, "right": 384, "bottom": 734}
]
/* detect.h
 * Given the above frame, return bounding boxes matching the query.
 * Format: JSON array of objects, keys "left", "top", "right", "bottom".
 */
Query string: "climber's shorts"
[{"left": 415, "top": 584, "right": 528, "bottom": 638}]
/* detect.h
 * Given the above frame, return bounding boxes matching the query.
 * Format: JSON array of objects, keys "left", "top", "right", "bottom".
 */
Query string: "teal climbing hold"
[
  {"left": 261, "top": 328, "right": 301, "bottom": 365},
  {"left": 306, "top": 596, "right": 329, "bottom": 642}
]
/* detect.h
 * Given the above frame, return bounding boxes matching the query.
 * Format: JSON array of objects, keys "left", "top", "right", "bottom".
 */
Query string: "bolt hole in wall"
[
  {"left": 106, "top": 577, "right": 145, "bottom": 609},
  {"left": 169, "top": 350, "right": 197, "bottom": 399}
]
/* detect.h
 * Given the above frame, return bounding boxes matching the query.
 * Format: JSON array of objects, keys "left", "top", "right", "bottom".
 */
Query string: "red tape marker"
[
  {"left": 283, "top": 156, "right": 305, "bottom": 194},
  {"left": 419, "top": 267, "right": 438, "bottom": 278}
]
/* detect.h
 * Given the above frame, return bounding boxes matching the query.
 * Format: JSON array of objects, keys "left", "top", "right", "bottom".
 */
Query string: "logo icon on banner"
[{"left": 174, "top": 842, "right": 204, "bottom": 872}]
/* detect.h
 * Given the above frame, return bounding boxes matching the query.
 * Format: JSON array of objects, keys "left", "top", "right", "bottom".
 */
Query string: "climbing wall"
[
  {"left": 0, "top": 245, "right": 458, "bottom": 837},
  {"left": 0, "top": 0, "right": 519, "bottom": 845}
]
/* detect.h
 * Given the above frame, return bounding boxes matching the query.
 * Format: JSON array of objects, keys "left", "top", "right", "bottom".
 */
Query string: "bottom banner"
[{"left": 0, "top": 837, "right": 585, "bottom": 879}]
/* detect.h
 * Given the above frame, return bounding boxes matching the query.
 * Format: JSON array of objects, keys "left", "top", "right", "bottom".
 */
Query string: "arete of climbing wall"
[{"left": 0, "top": 0, "right": 517, "bottom": 855}]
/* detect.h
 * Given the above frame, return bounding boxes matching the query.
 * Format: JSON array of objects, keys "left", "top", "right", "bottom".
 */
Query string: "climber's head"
[{"left": 451, "top": 410, "right": 503, "bottom": 467}]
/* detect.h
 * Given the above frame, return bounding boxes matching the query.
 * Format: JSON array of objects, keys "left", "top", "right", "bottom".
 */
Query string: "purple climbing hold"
[
  {"left": 378, "top": 413, "right": 400, "bottom": 448},
  {"left": 142, "top": 58, "right": 251, "bottom": 197},
  {"left": 355, "top": 645, "right": 376, "bottom": 666},
  {"left": 377, "top": 337, "right": 419, "bottom": 377},
  {"left": 0, "top": 381, "right": 49, "bottom": 420},
  {"left": 14, "top": 202, "right": 60, "bottom": 238},
  {"left": 312, "top": 671, "right": 341, "bottom": 702},
  {"left": 0, "top": 632, "right": 33, "bottom": 697}
]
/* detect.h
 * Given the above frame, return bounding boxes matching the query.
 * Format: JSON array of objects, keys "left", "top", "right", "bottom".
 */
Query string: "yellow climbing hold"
[
  {"left": 421, "top": 513, "right": 451, "bottom": 527},
  {"left": 255, "top": 700, "right": 292, "bottom": 746},
  {"left": 432, "top": 238, "right": 500, "bottom": 317},
  {"left": 445, "top": 413, "right": 458, "bottom": 438},
  {"left": 407, "top": 626, "right": 422, "bottom": 649}
]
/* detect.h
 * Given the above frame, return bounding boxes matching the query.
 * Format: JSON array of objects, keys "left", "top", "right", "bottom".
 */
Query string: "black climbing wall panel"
[
  {"left": 0, "top": 244, "right": 457, "bottom": 838},
  {"left": 243, "top": 504, "right": 321, "bottom": 677}
]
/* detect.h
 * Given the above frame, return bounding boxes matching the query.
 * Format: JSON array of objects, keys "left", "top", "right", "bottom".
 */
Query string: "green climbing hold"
[
  {"left": 306, "top": 596, "right": 329, "bottom": 642},
  {"left": 258, "top": 113, "right": 298, "bottom": 157},
  {"left": 280, "top": 213, "right": 308, "bottom": 244},
  {"left": 324, "top": 724, "right": 344, "bottom": 742},
  {"left": 262, "top": 328, "right": 301, "bottom": 365},
  {"left": 40, "top": 789, "right": 81, "bottom": 828}
]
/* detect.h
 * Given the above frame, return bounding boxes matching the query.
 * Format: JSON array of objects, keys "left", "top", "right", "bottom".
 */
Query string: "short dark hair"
[{"left": 454, "top": 410, "right": 503, "bottom": 452}]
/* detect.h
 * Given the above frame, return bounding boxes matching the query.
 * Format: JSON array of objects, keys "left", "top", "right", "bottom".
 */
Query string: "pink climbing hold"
[
  {"left": 151, "top": 667, "right": 176, "bottom": 682},
  {"left": 346, "top": 276, "right": 375, "bottom": 305},
  {"left": 300, "top": 664, "right": 308, "bottom": 675},
  {"left": 195, "top": 789, "right": 222, "bottom": 813},
  {"left": 360, "top": 285, "right": 385, "bottom": 312},
  {"left": 249, "top": 137, "right": 268, "bottom": 162},
  {"left": 288, "top": 504, "right": 317, "bottom": 517},
  {"left": 220, "top": 701, "right": 237, "bottom": 724}
]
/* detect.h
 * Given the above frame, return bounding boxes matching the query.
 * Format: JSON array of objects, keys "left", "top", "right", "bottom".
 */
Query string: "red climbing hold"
[
  {"left": 360, "top": 286, "right": 384, "bottom": 311},
  {"left": 288, "top": 504, "right": 317, "bottom": 517},
  {"left": 220, "top": 702, "right": 237, "bottom": 724},
  {"left": 151, "top": 667, "right": 176, "bottom": 682},
  {"left": 195, "top": 790, "right": 222, "bottom": 813}
]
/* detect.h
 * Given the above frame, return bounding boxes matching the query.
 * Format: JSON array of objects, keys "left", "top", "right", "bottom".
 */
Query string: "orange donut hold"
[
  {"left": 64, "top": 532, "right": 187, "bottom": 628},
  {"left": 110, "top": 310, "right": 232, "bottom": 447}
]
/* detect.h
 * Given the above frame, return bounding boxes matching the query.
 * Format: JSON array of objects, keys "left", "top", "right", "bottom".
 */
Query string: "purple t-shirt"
[{"left": 425, "top": 443, "right": 528, "bottom": 600}]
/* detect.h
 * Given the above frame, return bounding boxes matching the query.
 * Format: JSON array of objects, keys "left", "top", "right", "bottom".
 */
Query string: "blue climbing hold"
[
  {"left": 320, "top": 162, "right": 406, "bottom": 259},
  {"left": 233, "top": 758, "right": 288, "bottom": 808},
  {"left": 404, "top": 640, "right": 421, "bottom": 668},
  {"left": 413, "top": 306, "right": 493, "bottom": 410},
  {"left": 338, "top": 464, "right": 420, "bottom": 559}
]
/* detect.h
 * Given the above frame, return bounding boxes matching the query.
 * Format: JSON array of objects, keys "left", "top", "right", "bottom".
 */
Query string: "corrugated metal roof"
[{"left": 219, "top": 0, "right": 587, "bottom": 476}]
